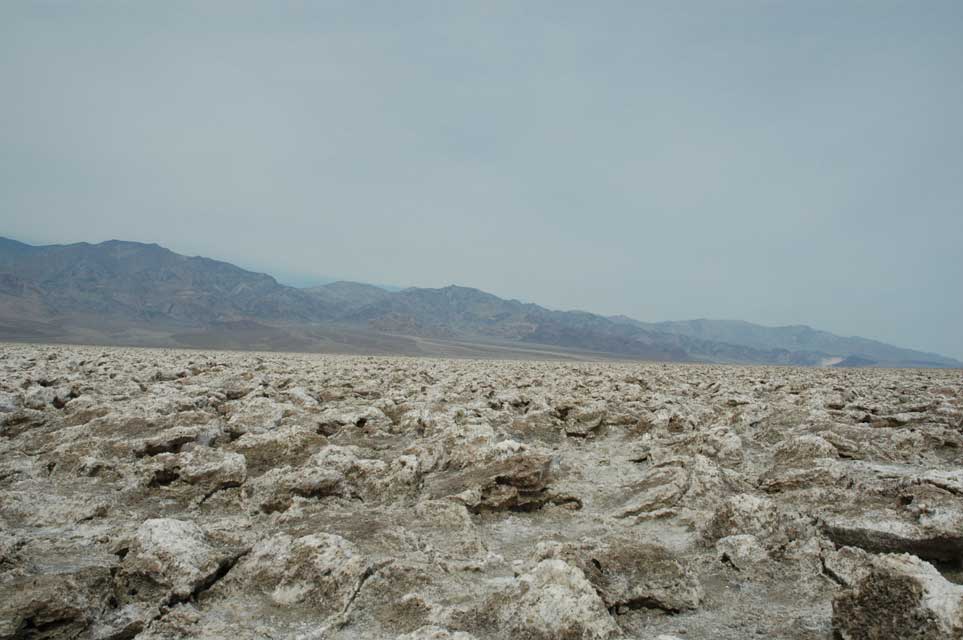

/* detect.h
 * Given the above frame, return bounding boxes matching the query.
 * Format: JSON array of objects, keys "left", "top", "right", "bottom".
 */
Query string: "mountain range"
[{"left": 0, "top": 236, "right": 958, "bottom": 367}]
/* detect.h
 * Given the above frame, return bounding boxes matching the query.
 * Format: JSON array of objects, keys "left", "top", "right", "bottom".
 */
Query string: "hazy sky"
[{"left": 2, "top": 2, "right": 962, "bottom": 358}]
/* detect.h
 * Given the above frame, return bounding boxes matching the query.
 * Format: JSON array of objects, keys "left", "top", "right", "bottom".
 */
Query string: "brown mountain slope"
[{"left": 0, "top": 237, "right": 958, "bottom": 367}]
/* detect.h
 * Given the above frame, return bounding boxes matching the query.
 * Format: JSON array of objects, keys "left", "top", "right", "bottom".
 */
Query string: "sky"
[{"left": 1, "top": 2, "right": 962, "bottom": 359}]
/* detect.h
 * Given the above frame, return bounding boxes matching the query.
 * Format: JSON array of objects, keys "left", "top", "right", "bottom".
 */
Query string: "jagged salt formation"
[{"left": 1, "top": 344, "right": 961, "bottom": 639}]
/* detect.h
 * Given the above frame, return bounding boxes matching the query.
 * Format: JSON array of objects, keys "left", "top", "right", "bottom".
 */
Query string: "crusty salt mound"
[{"left": 1, "top": 344, "right": 961, "bottom": 639}]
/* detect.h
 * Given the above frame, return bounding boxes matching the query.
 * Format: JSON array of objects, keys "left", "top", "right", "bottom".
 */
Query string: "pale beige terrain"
[{"left": 1, "top": 344, "right": 962, "bottom": 639}]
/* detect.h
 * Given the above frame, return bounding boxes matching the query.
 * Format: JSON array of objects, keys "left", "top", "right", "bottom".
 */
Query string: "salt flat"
[{"left": 1, "top": 344, "right": 961, "bottom": 639}]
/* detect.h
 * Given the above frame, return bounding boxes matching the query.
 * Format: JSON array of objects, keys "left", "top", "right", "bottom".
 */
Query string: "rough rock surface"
[
  {"left": 832, "top": 553, "right": 963, "bottom": 639},
  {"left": 1, "top": 343, "right": 961, "bottom": 639}
]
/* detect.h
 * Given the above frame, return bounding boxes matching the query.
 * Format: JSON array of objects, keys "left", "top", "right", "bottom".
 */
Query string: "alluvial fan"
[{"left": 1, "top": 344, "right": 961, "bottom": 639}]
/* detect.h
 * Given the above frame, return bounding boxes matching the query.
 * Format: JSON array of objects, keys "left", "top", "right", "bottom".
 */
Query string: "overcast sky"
[{"left": 2, "top": 2, "right": 962, "bottom": 358}]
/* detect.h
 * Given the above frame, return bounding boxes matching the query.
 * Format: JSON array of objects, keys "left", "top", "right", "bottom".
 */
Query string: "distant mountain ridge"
[
  {"left": 609, "top": 317, "right": 959, "bottom": 368},
  {"left": 0, "top": 237, "right": 334, "bottom": 323},
  {"left": 0, "top": 237, "right": 958, "bottom": 367}
]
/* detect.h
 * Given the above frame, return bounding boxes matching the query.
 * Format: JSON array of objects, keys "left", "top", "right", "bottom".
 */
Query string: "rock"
[
  {"left": 140, "top": 448, "right": 246, "bottom": 496},
  {"left": 537, "top": 539, "right": 703, "bottom": 612},
  {"left": 414, "top": 421, "right": 498, "bottom": 472},
  {"left": 407, "top": 499, "right": 489, "bottom": 563},
  {"left": 820, "top": 471, "right": 963, "bottom": 565},
  {"left": 341, "top": 560, "right": 436, "bottom": 634},
  {"left": 116, "top": 518, "right": 230, "bottom": 604},
  {"left": 820, "top": 545, "right": 872, "bottom": 587},
  {"left": 0, "top": 566, "right": 113, "bottom": 639},
  {"left": 317, "top": 405, "right": 391, "bottom": 435},
  {"left": 0, "top": 407, "right": 47, "bottom": 437},
  {"left": 703, "top": 494, "right": 815, "bottom": 554},
  {"left": 920, "top": 469, "right": 963, "bottom": 495},
  {"left": 397, "top": 626, "right": 478, "bottom": 640},
  {"left": 0, "top": 391, "right": 19, "bottom": 413},
  {"left": 617, "top": 462, "right": 688, "bottom": 518},
  {"left": 173, "top": 448, "right": 246, "bottom": 489},
  {"left": 758, "top": 459, "right": 849, "bottom": 494},
  {"left": 135, "top": 602, "right": 202, "bottom": 639},
  {"left": 428, "top": 444, "right": 557, "bottom": 513},
  {"left": 132, "top": 425, "right": 207, "bottom": 457},
  {"left": 773, "top": 434, "right": 838, "bottom": 465},
  {"left": 716, "top": 534, "right": 768, "bottom": 570},
  {"left": 819, "top": 430, "right": 863, "bottom": 459},
  {"left": 247, "top": 444, "right": 421, "bottom": 509},
  {"left": 88, "top": 603, "right": 153, "bottom": 640},
  {"left": 248, "top": 464, "right": 343, "bottom": 513},
  {"left": 821, "top": 514, "right": 963, "bottom": 565},
  {"left": 219, "top": 373, "right": 259, "bottom": 400},
  {"left": 23, "top": 385, "right": 62, "bottom": 410},
  {"left": 225, "top": 396, "right": 285, "bottom": 437},
  {"left": 283, "top": 386, "right": 319, "bottom": 408},
  {"left": 563, "top": 402, "right": 607, "bottom": 438},
  {"left": 310, "top": 444, "right": 399, "bottom": 498},
  {"left": 511, "top": 407, "right": 561, "bottom": 442},
  {"left": 701, "top": 426, "right": 744, "bottom": 466},
  {"left": 493, "top": 559, "right": 620, "bottom": 640},
  {"left": 0, "top": 490, "right": 111, "bottom": 527},
  {"left": 226, "top": 424, "right": 326, "bottom": 474},
  {"left": 215, "top": 532, "right": 368, "bottom": 613},
  {"left": 832, "top": 553, "right": 963, "bottom": 639}
]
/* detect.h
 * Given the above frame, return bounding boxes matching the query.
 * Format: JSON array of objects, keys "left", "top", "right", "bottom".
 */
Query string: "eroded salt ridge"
[{"left": 1, "top": 344, "right": 961, "bottom": 639}]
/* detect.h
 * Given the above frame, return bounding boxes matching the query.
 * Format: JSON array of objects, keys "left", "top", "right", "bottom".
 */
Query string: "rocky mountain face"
[
  {"left": 2, "top": 344, "right": 962, "bottom": 638},
  {"left": 302, "top": 280, "right": 393, "bottom": 313},
  {"left": 0, "top": 237, "right": 333, "bottom": 325},
  {"left": 0, "top": 237, "right": 959, "bottom": 367},
  {"left": 338, "top": 286, "right": 692, "bottom": 362},
  {"left": 639, "top": 319, "right": 960, "bottom": 368}
]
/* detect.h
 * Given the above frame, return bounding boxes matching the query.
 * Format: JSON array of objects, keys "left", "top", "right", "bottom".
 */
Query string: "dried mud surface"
[{"left": 1, "top": 344, "right": 962, "bottom": 640}]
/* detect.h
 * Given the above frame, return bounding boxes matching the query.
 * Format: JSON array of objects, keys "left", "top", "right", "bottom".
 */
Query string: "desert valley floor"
[{"left": 1, "top": 343, "right": 962, "bottom": 639}]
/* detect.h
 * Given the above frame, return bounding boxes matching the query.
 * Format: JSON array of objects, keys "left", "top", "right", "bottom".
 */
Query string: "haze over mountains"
[{"left": 0, "top": 237, "right": 958, "bottom": 368}]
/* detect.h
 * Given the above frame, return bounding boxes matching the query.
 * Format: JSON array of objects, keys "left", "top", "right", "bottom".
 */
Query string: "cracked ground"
[{"left": 1, "top": 344, "right": 962, "bottom": 639}]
